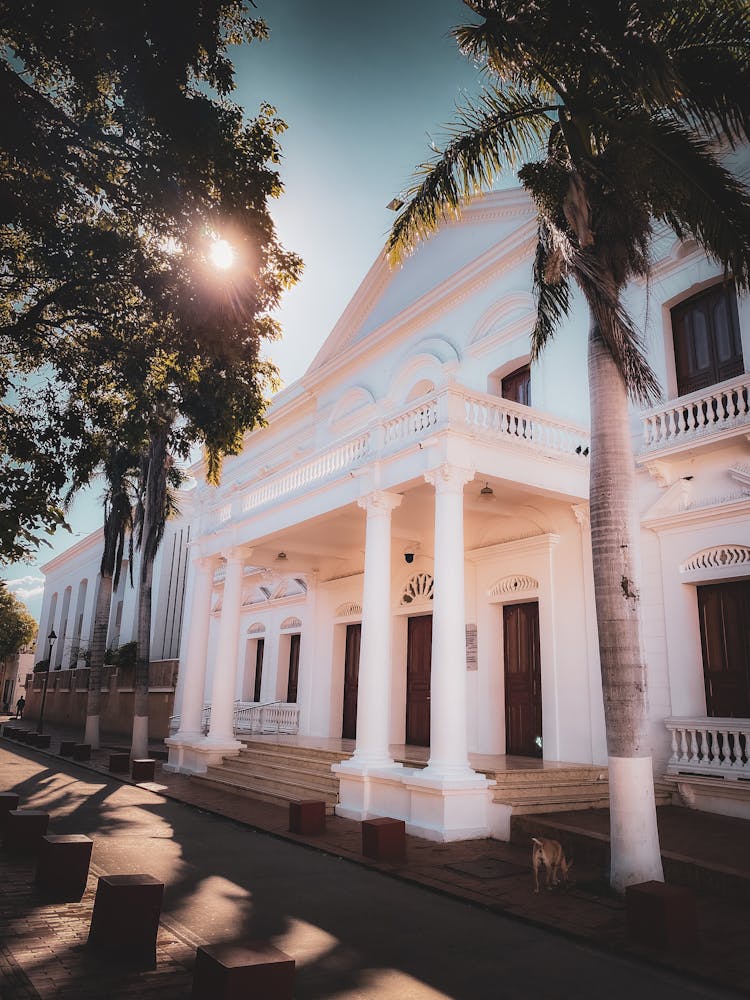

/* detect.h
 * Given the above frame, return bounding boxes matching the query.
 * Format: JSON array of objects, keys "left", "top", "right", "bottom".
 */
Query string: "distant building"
[{"left": 30, "top": 498, "right": 193, "bottom": 737}]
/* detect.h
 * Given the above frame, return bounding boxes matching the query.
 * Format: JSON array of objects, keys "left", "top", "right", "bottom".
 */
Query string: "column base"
[
  {"left": 333, "top": 764, "right": 492, "bottom": 841},
  {"left": 164, "top": 735, "right": 242, "bottom": 774},
  {"left": 333, "top": 761, "right": 406, "bottom": 821},
  {"left": 403, "top": 771, "right": 491, "bottom": 842}
]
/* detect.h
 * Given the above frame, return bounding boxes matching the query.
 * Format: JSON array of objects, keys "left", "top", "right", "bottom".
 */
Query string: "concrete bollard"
[
  {"left": 73, "top": 743, "right": 92, "bottom": 762},
  {"left": 0, "top": 792, "right": 20, "bottom": 831},
  {"left": 36, "top": 834, "right": 93, "bottom": 901},
  {"left": 30, "top": 733, "right": 51, "bottom": 749},
  {"left": 3, "top": 809, "right": 50, "bottom": 853},
  {"left": 131, "top": 759, "right": 156, "bottom": 782},
  {"left": 59, "top": 740, "right": 77, "bottom": 756},
  {"left": 2, "top": 725, "right": 18, "bottom": 739},
  {"left": 88, "top": 874, "right": 164, "bottom": 968},
  {"left": 191, "top": 942, "right": 295, "bottom": 1000},
  {"left": 289, "top": 800, "right": 326, "bottom": 836},
  {"left": 626, "top": 880, "right": 700, "bottom": 952},
  {"left": 362, "top": 817, "right": 406, "bottom": 863},
  {"left": 109, "top": 752, "right": 131, "bottom": 774}
]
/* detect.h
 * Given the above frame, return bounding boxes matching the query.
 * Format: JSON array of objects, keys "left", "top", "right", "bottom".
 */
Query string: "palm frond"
[
  {"left": 656, "top": 0, "right": 750, "bottom": 143},
  {"left": 598, "top": 113, "right": 750, "bottom": 289},
  {"left": 530, "top": 222, "right": 572, "bottom": 360},
  {"left": 387, "top": 85, "right": 555, "bottom": 262},
  {"left": 574, "top": 251, "right": 661, "bottom": 405}
]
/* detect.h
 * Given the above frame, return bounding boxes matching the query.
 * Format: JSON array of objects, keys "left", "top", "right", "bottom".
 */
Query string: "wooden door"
[
  {"left": 503, "top": 602, "right": 542, "bottom": 757},
  {"left": 342, "top": 622, "right": 361, "bottom": 740},
  {"left": 698, "top": 581, "right": 750, "bottom": 717},
  {"left": 286, "top": 634, "right": 300, "bottom": 703},
  {"left": 501, "top": 363, "right": 531, "bottom": 406},
  {"left": 672, "top": 285, "right": 743, "bottom": 396},
  {"left": 406, "top": 614, "right": 432, "bottom": 747},
  {"left": 253, "top": 638, "right": 264, "bottom": 703}
]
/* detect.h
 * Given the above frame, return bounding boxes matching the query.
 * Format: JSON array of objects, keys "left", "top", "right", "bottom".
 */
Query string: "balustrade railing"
[
  {"left": 208, "top": 387, "right": 591, "bottom": 528},
  {"left": 461, "top": 390, "right": 590, "bottom": 455},
  {"left": 665, "top": 716, "right": 750, "bottom": 780},
  {"left": 383, "top": 397, "right": 439, "bottom": 447},
  {"left": 233, "top": 700, "right": 300, "bottom": 734},
  {"left": 642, "top": 373, "right": 750, "bottom": 450}
]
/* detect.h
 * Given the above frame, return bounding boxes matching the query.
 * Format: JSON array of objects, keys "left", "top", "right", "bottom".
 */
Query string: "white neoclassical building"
[
  {"left": 161, "top": 171, "right": 750, "bottom": 840},
  {"left": 34, "top": 166, "right": 750, "bottom": 840}
]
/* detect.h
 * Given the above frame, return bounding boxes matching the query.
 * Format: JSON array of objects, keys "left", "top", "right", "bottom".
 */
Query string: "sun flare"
[{"left": 208, "top": 237, "right": 235, "bottom": 271}]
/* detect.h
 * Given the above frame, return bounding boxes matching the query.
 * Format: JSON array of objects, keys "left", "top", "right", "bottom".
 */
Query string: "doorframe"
[
  {"left": 404, "top": 610, "right": 433, "bottom": 748},
  {"left": 485, "top": 571, "right": 558, "bottom": 761},
  {"left": 502, "top": 599, "right": 543, "bottom": 757}
]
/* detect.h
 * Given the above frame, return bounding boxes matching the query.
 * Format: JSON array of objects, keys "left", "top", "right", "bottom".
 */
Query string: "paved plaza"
[{"left": 1, "top": 737, "right": 748, "bottom": 999}]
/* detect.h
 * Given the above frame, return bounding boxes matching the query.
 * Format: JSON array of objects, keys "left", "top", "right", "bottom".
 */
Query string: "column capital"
[
  {"left": 220, "top": 547, "right": 251, "bottom": 568},
  {"left": 572, "top": 502, "right": 590, "bottom": 528},
  {"left": 424, "top": 463, "right": 474, "bottom": 493},
  {"left": 357, "top": 490, "right": 403, "bottom": 515},
  {"left": 191, "top": 554, "right": 216, "bottom": 574}
]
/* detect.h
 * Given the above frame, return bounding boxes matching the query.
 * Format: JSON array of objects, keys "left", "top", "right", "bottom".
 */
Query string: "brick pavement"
[{"left": 2, "top": 720, "right": 749, "bottom": 997}]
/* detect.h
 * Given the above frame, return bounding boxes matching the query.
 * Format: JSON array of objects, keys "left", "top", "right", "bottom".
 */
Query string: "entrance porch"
[{"left": 192, "top": 733, "right": 615, "bottom": 842}]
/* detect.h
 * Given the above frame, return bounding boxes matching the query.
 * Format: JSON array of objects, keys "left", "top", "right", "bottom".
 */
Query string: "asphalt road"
[{"left": 3, "top": 748, "right": 740, "bottom": 1000}]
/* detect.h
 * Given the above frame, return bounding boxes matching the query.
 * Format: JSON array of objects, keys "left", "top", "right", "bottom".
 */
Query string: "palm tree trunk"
[
  {"left": 132, "top": 546, "right": 153, "bottom": 759},
  {"left": 131, "top": 426, "right": 169, "bottom": 759},
  {"left": 588, "top": 320, "right": 664, "bottom": 891},
  {"left": 83, "top": 571, "right": 113, "bottom": 748}
]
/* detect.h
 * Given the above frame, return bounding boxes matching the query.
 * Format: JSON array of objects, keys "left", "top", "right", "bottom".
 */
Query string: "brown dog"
[{"left": 532, "top": 836, "right": 572, "bottom": 892}]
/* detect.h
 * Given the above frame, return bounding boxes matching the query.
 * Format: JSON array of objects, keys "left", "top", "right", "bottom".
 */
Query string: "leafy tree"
[
  {"left": 0, "top": 582, "right": 37, "bottom": 660},
  {"left": 389, "top": 0, "right": 750, "bottom": 889},
  {"left": 1, "top": 3, "right": 302, "bottom": 755}
]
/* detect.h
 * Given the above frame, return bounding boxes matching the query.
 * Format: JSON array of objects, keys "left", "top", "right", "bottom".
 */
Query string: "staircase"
[
  {"left": 193, "top": 739, "right": 352, "bottom": 814},
  {"left": 489, "top": 764, "right": 612, "bottom": 815}
]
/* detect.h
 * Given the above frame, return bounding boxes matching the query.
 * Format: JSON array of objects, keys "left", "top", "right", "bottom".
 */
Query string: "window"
[
  {"left": 501, "top": 364, "right": 531, "bottom": 406},
  {"left": 671, "top": 284, "right": 743, "bottom": 396},
  {"left": 286, "top": 634, "right": 300, "bottom": 703}
]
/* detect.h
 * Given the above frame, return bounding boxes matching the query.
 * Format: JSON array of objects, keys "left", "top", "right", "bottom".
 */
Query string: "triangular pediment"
[{"left": 306, "top": 189, "right": 536, "bottom": 377}]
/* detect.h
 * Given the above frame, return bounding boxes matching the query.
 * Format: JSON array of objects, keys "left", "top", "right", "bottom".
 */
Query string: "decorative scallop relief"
[
  {"left": 400, "top": 573, "right": 434, "bottom": 605},
  {"left": 680, "top": 546, "right": 750, "bottom": 574},
  {"left": 335, "top": 602, "right": 362, "bottom": 618},
  {"left": 247, "top": 622, "right": 265, "bottom": 634},
  {"left": 488, "top": 574, "right": 539, "bottom": 600},
  {"left": 280, "top": 616, "right": 302, "bottom": 630}
]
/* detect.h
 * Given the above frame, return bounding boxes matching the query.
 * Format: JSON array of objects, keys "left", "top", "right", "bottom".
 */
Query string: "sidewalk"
[{"left": 2, "top": 719, "right": 749, "bottom": 997}]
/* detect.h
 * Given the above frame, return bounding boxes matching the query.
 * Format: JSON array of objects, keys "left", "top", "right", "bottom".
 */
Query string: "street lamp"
[{"left": 37, "top": 629, "right": 56, "bottom": 736}]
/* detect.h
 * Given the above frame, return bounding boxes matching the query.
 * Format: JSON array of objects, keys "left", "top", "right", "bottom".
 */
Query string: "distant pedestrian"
[{"left": 15, "top": 696, "right": 25, "bottom": 719}]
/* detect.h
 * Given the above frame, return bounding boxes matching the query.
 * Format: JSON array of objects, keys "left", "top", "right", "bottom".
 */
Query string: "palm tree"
[
  {"left": 388, "top": 0, "right": 750, "bottom": 890},
  {"left": 84, "top": 448, "right": 137, "bottom": 749},
  {"left": 131, "top": 423, "right": 182, "bottom": 759}
]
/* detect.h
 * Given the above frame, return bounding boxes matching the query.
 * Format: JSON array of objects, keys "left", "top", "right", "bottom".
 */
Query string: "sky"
[{"left": 3, "top": 0, "right": 488, "bottom": 622}]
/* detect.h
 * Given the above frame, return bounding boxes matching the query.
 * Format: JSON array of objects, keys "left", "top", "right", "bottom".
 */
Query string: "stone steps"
[
  {"left": 510, "top": 809, "right": 750, "bottom": 901},
  {"left": 490, "top": 765, "right": 611, "bottom": 815},
  {"left": 196, "top": 773, "right": 338, "bottom": 815},
  {"left": 190, "top": 739, "right": 351, "bottom": 814},
  {"left": 225, "top": 753, "right": 338, "bottom": 783}
]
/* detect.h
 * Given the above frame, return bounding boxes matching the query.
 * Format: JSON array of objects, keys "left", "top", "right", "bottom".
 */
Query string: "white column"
[
  {"left": 204, "top": 550, "right": 245, "bottom": 748},
  {"left": 172, "top": 555, "right": 215, "bottom": 739},
  {"left": 423, "top": 464, "right": 476, "bottom": 780},
  {"left": 348, "top": 490, "right": 402, "bottom": 769}
]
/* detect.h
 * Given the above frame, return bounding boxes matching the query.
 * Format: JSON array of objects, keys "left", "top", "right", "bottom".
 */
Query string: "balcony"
[
  {"left": 208, "top": 387, "right": 590, "bottom": 530},
  {"left": 641, "top": 373, "right": 750, "bottom": 457}
]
